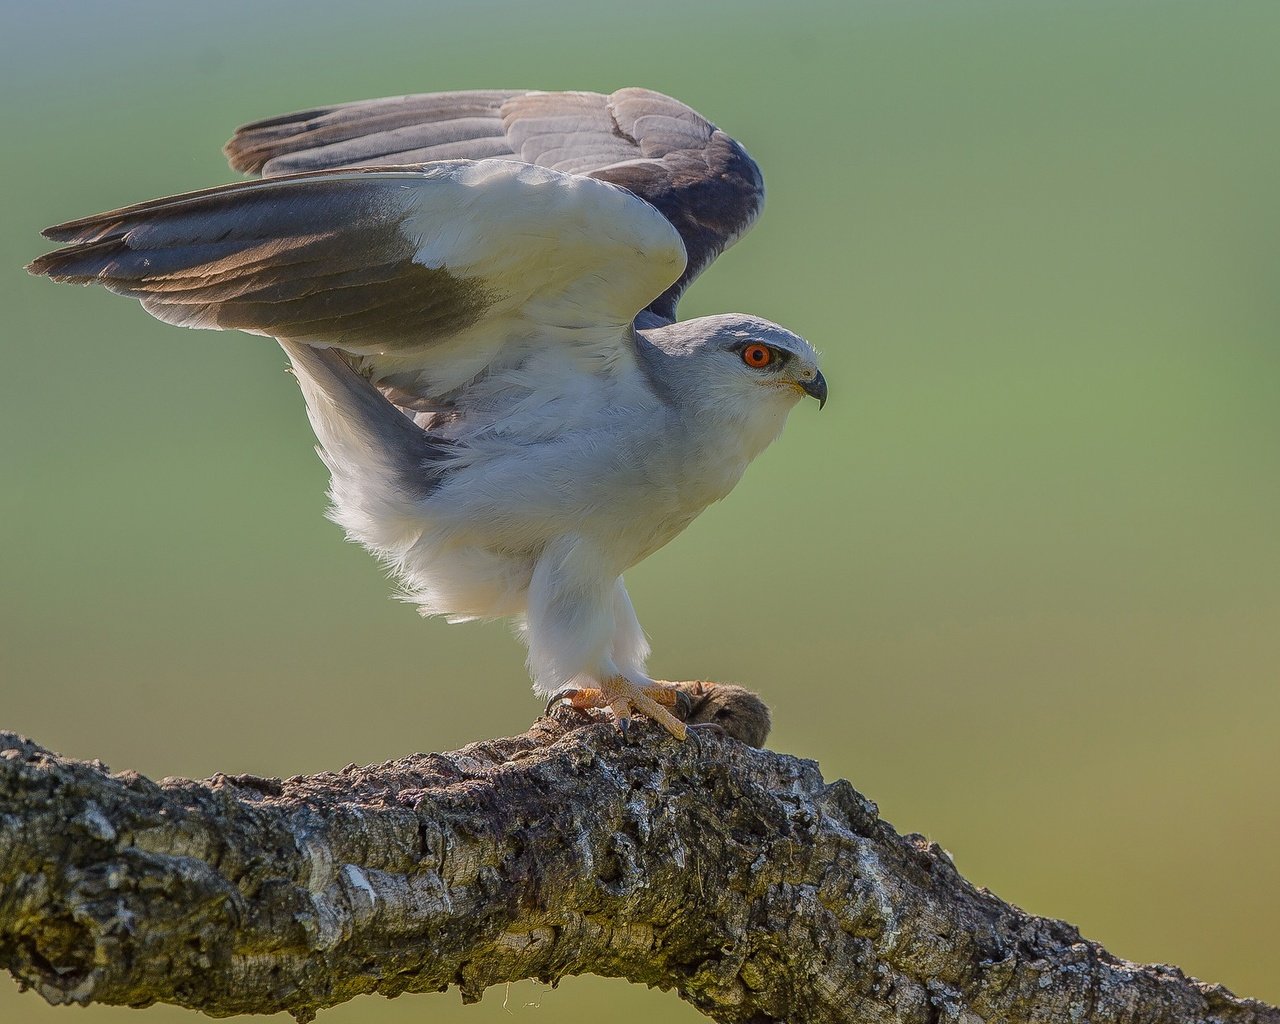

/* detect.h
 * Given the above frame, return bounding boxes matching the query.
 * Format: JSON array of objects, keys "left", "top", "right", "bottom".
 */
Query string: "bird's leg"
[{"left": 547, "top": 678, "right": 689, "bottom": 740}]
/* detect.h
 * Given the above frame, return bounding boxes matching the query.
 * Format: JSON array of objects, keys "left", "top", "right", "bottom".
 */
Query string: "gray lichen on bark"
[{"left": 1, "top": 718, "right": 1276, "bottom": 1023}]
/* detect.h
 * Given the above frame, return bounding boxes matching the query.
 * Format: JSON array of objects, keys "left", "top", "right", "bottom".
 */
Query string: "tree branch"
[{"left": 1, "top": 718, "right": 1275, "bottom": 1023}]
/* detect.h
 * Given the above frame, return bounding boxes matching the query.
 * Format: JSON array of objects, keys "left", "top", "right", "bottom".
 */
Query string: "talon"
[
  {"left": 672, "top": 689, "right": 693, "bottom": 720},
  {"left": 545, "top": 678, "right": 688, "bottom": 741},
  {"left": 546, "top": 679, "right": 766, "bottom": 744},
  {"left": 544, "top": 687, "right": 582, "bottom": 716}
]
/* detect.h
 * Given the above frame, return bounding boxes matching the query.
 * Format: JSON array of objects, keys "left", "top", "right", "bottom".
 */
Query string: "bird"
[{"left": 27, "top": 87, "right": 826, "bottom": 743}]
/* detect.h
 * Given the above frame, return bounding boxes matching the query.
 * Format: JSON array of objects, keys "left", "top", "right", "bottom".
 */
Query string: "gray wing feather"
[
  {"left": 28, "top": 168, "right": 496, "bottom": 352},
  {"left": 223, "top": 91, "right": 518, "bottom": 174},
  {"left": 224, "top": 87, "right": 764, "bottom": 321},
  {"left": 29, "top": 158, "right": 687, "bottom": 417}
]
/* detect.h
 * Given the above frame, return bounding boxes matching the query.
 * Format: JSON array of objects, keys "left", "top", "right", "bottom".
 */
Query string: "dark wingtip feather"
[
  {"left": 235, "top": 107, "right": 335, "bottom": 133},
  {"left": 40, "top": 168, "right": 387, "bottom": 246},
  {"left": 41, "top": 220, "right": 101, "bottom": 243},
  {"left": 224, "top": 107, "right": 337, "bottom": 175},
  {"left": 28, "top": 244, "right": 80, "bottom": 279},
  {"left": 223, "top": 133, "right": 272, "bottom": 175},
  {"left": 26, "top": 236, "right": 124, "bottom": 281},
  {"left": 41, "top": 208, "right": 132, "bottom": 243},
  {"left": 28, "top": 251, "right": 88, "bottom": 281},
  {"left": 24, "top": 254, "right": 53, "bottom": 278},
  {"left": 222, "top": 92, "right": 521, "bottom": 178}
]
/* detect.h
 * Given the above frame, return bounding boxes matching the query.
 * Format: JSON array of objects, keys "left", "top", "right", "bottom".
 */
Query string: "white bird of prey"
[{"left": 28, "top": 87, "right": 827, "bottom": 742}]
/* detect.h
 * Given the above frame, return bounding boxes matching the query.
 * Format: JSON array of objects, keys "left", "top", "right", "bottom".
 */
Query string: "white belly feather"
[{"left": 313, "top": 346, "right": 744, "bottom": 624}]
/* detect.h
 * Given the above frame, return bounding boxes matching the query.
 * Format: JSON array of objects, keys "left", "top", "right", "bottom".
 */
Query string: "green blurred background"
[{"left": 3, "top": 0, "right": 1278, "bottom": 1018}]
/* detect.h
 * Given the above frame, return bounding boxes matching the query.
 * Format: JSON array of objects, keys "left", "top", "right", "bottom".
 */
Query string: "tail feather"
[{"left": 280, "top": 340, "right": 453, "bottom": 555}]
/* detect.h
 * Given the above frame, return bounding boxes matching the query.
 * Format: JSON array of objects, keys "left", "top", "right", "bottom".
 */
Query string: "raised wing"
[
  {"left": 223, "top": 88, "right": 764, "bottom": 322},
  {"left": 28, "top": 159, "right": 686, "bottom": 399}
]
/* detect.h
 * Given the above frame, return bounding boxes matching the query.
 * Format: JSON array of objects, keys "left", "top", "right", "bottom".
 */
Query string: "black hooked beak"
[{"left": 801, "top": 370, "right": 828, "bottom": 409}]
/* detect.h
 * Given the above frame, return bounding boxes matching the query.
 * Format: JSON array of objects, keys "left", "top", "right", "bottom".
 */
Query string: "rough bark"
[{"left": 0, "top": 717, "right": 1274, "bottom": 1024}]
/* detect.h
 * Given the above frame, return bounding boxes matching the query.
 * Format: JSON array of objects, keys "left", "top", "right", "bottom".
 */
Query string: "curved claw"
[
  {"left": 544, "top": 687, "right": 583, "bottom": 716},
  {"left": 541, "top": 680, "right": 687, "bottom": 741},
  {"left": 672, "top": 688, "right": 694, "bottom": 721},
  {"left": 689, "top": 722, "right": 729, "bottom": 743}
]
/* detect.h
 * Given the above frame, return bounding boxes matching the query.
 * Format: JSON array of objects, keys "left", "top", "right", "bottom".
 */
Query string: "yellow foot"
[{"left": 546, "top": 678, "right": 688, "bottom": 741}]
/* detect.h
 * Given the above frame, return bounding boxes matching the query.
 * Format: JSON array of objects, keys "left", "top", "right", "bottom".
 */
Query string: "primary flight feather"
[{"left": 29, "top": 87, "right": 827, "bottom": 741}]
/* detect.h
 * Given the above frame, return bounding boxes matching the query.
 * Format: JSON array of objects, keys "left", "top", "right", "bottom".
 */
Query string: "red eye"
[{"left": 742, "top": 343, "right": 773, "bottom": 368}]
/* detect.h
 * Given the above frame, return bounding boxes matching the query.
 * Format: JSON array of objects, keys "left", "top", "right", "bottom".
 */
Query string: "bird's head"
[
  {"left": 640, "top": 313, "right": 825, "bottom": 456},
  {"left": 711, "top": 315, "right": 826, "bottom": 410}
]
